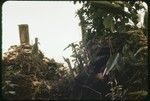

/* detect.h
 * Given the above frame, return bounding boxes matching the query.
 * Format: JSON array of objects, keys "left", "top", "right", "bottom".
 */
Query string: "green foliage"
[
  {"left": 2, "top": 1, "right": 148, "bottom": 100},
  {"left": 104, "top": 53, "right": 120, "bottom": 75},
  {"left": 103, "top": 15, "right": 115, "bottom": 33},
  {"left": 64, "top": 41, "right": 89, "bottom": 74},
  {"left": 72, "top": 1, "right": 148, "bottom": 100}
]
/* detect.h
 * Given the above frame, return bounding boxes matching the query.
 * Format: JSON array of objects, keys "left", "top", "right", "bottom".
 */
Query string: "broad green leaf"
[
  {"left": 105, "top": 53, "right": 120, "bottom": 75},
  {"left": 144, "top": 11, "right": 148, "bottom": 29},
  {"left": 103, "top": 15, "right": 115, "bottom": 32},
  {"left": 90, "top": 1, "right": 121, "bottom": 8},
  {"left": 103, "top": 16, "right": 112, "bottom": 28}
]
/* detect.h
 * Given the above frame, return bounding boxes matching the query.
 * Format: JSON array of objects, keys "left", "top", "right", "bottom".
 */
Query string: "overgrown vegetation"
[
  {"left": 70, "top": 1, "right": 148, "bottom": 100},
  {"left": 2, "top": 1, "right": 148, "bottom": 100},
  {"left": 2, "top": 44, "right": 72, "bottom": 100}
]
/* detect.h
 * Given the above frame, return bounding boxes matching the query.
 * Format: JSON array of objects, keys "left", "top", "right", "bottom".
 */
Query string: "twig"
[
  {"left": 82, "top": 85, "right": 102, "bottom": 95},
  {"left": 109, "top": 37, "right": 113, "bottom": 56}
]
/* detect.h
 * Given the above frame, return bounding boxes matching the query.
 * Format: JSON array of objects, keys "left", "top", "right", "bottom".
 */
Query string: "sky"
[{"left": 2, "top": 1, "right": 82, "bottom": 64}]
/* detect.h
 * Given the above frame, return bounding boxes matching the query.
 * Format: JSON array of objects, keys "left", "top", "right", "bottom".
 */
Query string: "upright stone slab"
[{"left": 18, "top": 24, "right": 30, "bottom": 45}]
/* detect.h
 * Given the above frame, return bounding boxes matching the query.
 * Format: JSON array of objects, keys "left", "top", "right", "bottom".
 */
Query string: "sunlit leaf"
[
  {"left": 134, "top": 46, "right": 147, "bottom": 57},
  {"left": 70, "top": 54, "right": 77, "bottom": 58},
  {"left": 9, "top": 84, "right": 19, "bottom": 88},
  {"left": 128, "top": 91, "right": 148, "bottom": 96},
  {"left": 103, "top": 16, "right": 112, "bottom": 28},
  {"left": 7, "top": 91, "right": 16, "bottom": 95},
  {"left": 103, "top": 15, "right": 115, "bottom": 32},
  {"left": 104, "top": 53, "right": 120, "bottom": 75}
]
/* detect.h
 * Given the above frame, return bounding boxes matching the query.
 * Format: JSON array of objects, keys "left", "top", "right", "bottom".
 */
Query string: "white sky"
[{"left": 2, "top": 1, "right": 82, "bottom": 64}]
